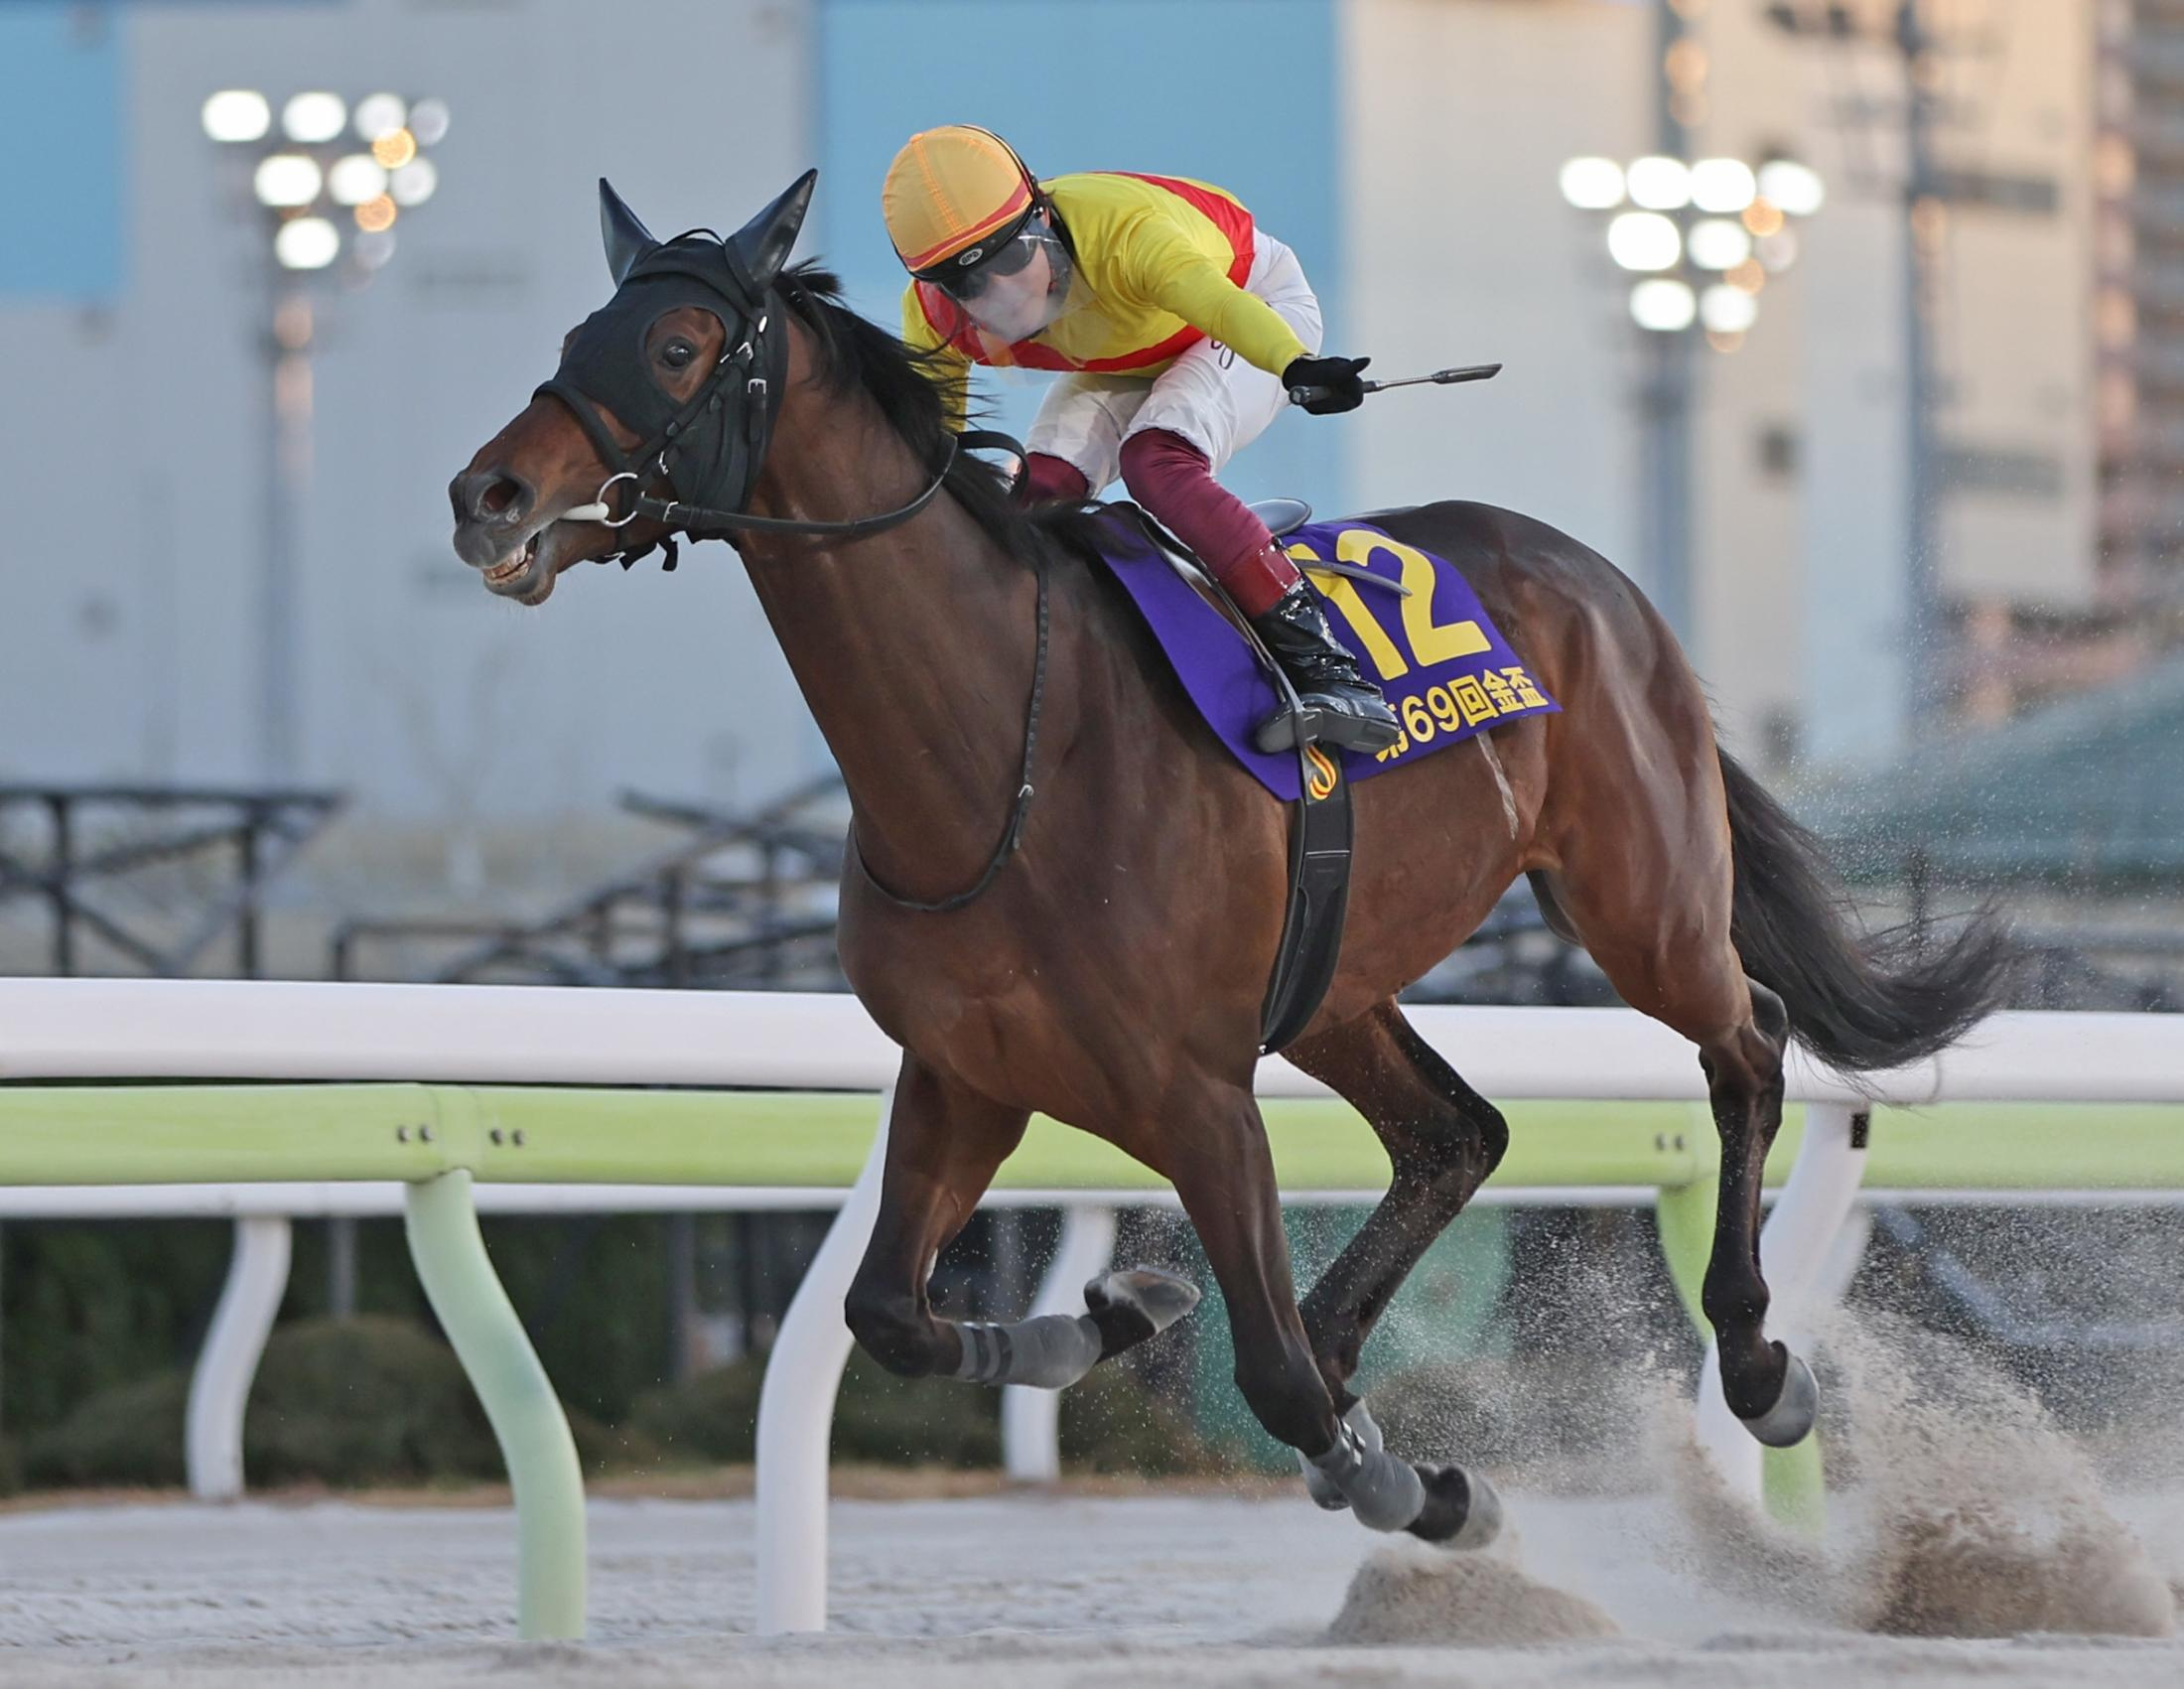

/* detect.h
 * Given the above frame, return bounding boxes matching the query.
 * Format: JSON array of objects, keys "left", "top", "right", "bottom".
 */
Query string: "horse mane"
[{"left": 773, "top": 259, "right": 1106, "bottom": 564}]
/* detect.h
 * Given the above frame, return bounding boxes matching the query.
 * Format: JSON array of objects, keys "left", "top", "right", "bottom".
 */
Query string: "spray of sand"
[
  {"left": 1666, "top": 1308, "right": 2176, "bottom": 1639},
  {"left": 1326, "top": 1534, "right": 1620, "bottom": 1646}
]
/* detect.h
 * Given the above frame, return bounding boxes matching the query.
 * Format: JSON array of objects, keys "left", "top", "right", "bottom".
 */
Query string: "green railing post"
[
  {"left": 404, "top": 1143, "right": 586, "bottom": 1640},
  {"left": 1654, "top": 1155, "right": 1826, "bottom": 1535}
]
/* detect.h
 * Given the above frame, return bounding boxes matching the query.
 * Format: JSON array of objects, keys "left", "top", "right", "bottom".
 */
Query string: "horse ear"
[
  {"left": 730, "top": 169, "right": 818, "bottom": 293},
  {"left": 599, "top": 178, "right": 659, "bottom": 285}
]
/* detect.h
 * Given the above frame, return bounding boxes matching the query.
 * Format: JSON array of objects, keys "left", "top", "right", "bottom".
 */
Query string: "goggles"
[{"left": 915, "top": 207, "right": 1051, "bottom": 301}]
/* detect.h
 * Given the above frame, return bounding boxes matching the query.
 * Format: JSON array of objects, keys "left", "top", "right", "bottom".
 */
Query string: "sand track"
[{"left": 2, "top": 1485, "right": 2179, "bottom": 1688}]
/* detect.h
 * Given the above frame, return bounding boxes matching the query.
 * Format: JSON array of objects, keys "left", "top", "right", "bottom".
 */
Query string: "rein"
[
  {"left": 543, "top": 302, "right": 1044, "bottom": 913},
  {"left": 848, "top": 536, "right": 1049, "bottom": 915}
]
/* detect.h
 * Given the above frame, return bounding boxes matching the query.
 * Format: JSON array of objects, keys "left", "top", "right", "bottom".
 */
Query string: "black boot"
[{"left": 1249, "top": 581, "right": 1402, "bottom": 754}]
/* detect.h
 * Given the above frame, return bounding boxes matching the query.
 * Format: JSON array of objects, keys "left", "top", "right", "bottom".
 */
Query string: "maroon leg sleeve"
[
  {"left": 1118, "top": 429, "right": 1299, "bottom": 617},
  {"left": 1021, "top": 451, "right": 1091, "bottom": 504}
]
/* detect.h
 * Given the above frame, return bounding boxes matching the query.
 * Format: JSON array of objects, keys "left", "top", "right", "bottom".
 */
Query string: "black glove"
[{"left": 1283, "top": 353, "right": 1371, "bottom": 415}]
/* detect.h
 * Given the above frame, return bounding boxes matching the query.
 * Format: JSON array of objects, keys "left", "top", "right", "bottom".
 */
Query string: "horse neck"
[{"left": 735, "top": 336, "right": 1044, "bottom": 897}]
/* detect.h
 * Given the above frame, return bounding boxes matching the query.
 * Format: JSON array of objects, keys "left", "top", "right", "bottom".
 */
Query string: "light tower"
[
  {"left": 1557, "top": 2, "right": 1825, "bottom": 652},
  {"left": 201, "top": 88, "right": 448, "bottom": 784}
]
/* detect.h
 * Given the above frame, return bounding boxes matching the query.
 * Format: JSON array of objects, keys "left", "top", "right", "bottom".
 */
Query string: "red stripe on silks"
[{"left": 1110, "top": 173, "right": 1256, "bottom": 287}]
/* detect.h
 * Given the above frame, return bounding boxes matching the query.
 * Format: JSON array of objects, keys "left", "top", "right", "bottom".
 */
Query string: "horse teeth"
[{"left": 483, "top": 534, "right": 538, "bottom": 584}]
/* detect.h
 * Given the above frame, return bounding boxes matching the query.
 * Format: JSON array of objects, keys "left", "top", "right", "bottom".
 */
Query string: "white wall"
[
  {"left": 0, "top": 0, "right": 816, "bottom": 833},
  {"left": 1343, "top": 0, "right": 1649, "bottom": 574}
]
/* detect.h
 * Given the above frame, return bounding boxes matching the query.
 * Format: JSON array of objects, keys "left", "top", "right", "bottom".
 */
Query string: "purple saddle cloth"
[{"left": 1094, "top": 511, "right": 1560, "bottom": 802}]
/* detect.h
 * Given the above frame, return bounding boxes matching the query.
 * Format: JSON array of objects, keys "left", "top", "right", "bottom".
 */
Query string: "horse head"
[{"left": 448, "top": 171, "right": 816, "bottom": 605}]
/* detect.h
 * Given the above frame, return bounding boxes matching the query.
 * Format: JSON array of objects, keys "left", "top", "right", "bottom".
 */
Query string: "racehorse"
[{"left": 450, "top": 174, "right": 2009, "bottom": 1545}]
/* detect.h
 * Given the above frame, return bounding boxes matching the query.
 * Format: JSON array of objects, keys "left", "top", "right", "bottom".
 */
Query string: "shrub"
[{"left": 23, "top": 1368, "right": 188, "bottom": 1489}]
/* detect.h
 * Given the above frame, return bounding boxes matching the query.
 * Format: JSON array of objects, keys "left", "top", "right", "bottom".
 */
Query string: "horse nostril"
[{"left": 457, "top": 468, "right": 534, "bottom": 526}]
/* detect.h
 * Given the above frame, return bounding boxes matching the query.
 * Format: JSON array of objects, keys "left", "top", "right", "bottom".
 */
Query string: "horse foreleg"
[
  {"left": 1163, "top": 1080, "right": 1499, "bottom": 1548},
  {"left": 844, "top": 1056, "right": 1196, "bottom": 1389}
]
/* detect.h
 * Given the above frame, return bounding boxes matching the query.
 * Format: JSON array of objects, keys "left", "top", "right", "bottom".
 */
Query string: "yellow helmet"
[{"left": 882, "top": 125, "right": 1038, "bottom": 274}]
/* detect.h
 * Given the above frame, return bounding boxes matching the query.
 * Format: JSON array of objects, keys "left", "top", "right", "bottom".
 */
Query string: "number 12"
[{"left": 1286, "top": 529, "right": 1489, "bottom": 682}]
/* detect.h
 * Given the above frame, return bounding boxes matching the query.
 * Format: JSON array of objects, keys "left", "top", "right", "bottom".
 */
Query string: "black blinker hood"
[{"left": 533, "top": 172, "right": 815, "bottom": 560}]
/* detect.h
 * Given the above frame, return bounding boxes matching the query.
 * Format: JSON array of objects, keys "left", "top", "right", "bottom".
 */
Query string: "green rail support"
[{"left": 404, "top": 1161, "right": 587, "bottom": 1641}]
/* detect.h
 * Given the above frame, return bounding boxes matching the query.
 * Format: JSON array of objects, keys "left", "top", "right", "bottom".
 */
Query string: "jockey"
[{"left": 882, "top": 125, "right": 1401, "bottom": 756}]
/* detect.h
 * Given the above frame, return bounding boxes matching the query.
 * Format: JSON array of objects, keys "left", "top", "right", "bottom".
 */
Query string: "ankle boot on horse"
[
  {"left": 951, "top": 1267, "right": 1201, "bottom": 1389},
  {"left": 1249, "top": 576, "right": 1402, "bottom": 754}
]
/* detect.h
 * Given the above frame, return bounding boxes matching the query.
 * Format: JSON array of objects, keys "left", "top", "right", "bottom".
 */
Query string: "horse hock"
[{"left": 954, "top": 1266, "right": 1201, "bottom": 1389}]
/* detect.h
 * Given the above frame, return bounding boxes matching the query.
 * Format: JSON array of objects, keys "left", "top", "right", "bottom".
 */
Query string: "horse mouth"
[
  {"left": 479, "top": 528, "right": 559, "bottom": 605},
  {"left": 482, "top": 532, "right": 539, "bottom": 588}
]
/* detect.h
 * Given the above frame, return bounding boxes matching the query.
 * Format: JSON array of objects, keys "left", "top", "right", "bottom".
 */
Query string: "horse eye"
[{"left": 661, "top": 340, "right": 695, "bottom": 369}]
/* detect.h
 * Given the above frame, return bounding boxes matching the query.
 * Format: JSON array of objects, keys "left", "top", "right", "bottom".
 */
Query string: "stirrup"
[{"left": 1255, "top": 696, "right": 1401, "bottom": 756}]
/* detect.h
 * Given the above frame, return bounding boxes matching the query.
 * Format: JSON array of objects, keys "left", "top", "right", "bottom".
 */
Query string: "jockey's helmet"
[
  {"left": 884, "top": 125, "right": 1039, "bottom": 272},
  {"left": 884, "top": 124, "right": 1074, "bottom": 342}
]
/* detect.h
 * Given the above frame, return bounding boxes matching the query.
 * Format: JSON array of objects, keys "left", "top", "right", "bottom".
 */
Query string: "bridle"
[
  {"left": 534, "top": 272, "right": 967, "bottom": 571},
  {"left": 532, "top": 245, "right": 1043, "bottom": 915}
]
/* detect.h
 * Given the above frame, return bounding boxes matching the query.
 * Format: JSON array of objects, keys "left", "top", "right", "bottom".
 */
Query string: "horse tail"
[{"left": 1719, "top": 747, "right": 2013, "bottom": 1073}]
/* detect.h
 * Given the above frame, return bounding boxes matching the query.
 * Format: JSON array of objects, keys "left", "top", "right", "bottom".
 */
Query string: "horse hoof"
[
  {"left": 1083, "top": 1266, "right": 1201, "bottom": 1358},
  {"left": 1406, "top": 1465, "right": 1501, "bottom": 1550},
  {"left": 1736, "top": 1348, "right": 1819, "bottom": 1448},
  {"left": 1300, "top": 1401, "right": 1384, "bottom": 1510}
]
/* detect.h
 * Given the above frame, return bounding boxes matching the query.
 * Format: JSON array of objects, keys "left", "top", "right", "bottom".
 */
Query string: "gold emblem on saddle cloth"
[{"left": 1303, "top": 744, "right": 1340, "bottom": 802}]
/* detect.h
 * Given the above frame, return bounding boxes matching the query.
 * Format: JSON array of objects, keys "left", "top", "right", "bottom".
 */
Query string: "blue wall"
[
  {"left": 0, "top": 3, "right": 125, "bottom": 301},
  {"left": 813, "top": 0, "right": 1343, "bottom": 510}
]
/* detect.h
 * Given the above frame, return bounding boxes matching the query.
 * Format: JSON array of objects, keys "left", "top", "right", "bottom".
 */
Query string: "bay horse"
[{"left": 450, "top": 174, "right": 2008, "bottom": 1544}]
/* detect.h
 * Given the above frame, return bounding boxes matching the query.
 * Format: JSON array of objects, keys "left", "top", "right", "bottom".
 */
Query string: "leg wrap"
[
  {"left": 1300, "top": 1399, "right": 1384, "bottom": 1510},
  {"left": 1306, "top": 1419, "right": 1426, "bottom": 1532},
  {"left": 952, "top": 1313, "right": 1103, "bottom": 1389}
]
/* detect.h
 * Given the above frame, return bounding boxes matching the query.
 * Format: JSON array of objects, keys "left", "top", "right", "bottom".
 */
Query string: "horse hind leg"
[
  {"left": 1691, "top": 978, "right": 1817, "bottom": 1441},
  {"left": 845, "top": 1057, "right": 1199, "bottom": 1391},
  {"left": 1535, "top": 842, "right": 1818, "bottom": 1448}
]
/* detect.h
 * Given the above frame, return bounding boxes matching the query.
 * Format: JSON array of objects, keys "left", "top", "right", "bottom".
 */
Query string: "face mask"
[{"left": 920, "top": 212, "right": 1075, "bottom": 343}]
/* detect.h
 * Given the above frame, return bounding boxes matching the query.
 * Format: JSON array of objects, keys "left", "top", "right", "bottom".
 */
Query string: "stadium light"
[
  {"left": 1607, "top": 211, "right": 1682, "bottom": 272},
  {"left": 1688, "top": 218, "right": 1753, "bottom": 271},
  {"left": 1560, "top": 147, "right": 1821, "bottom": 352},
  {"left": 1625, "top": 156, "right": 1692, "bottom": 211},
  {"left": 253, "top": 155, "right": 323, "bottom": 210},
  {"left": 1758, "top": 159, "right": 1826, "bottom": 216},
  {"left": 408, "top": 98, "right": 451, "bottom": 146},
  {"left": 388, "top": 158, "right": 438, "bottom": 208},
  {"left": 202, "top": 89, "right": 270, "bottom": 144},
  {"left": 1700, "top": 284, "right": 1759, "bottom": 335},
  {"left": 327, "top": 155, "right": 389, "bottom": 207},
  {"left": 352, "top": 93, "right": 408, "bottom": 143},
  {"left": 1690, "top": 158, "right": 1757, "bottom": 214},
  {"left": 1630, "top": 278, "right": 1698, "bottom": 333},
  {"left": 275, "top": 217, "right": 341, "bottom": 271},
  {"left": 198, "top": 87, "right": 450, "bottom": 799},
  {"left": 1560, "top": 157, "right": 1625, "bottom": 211},
  {"left": 281, "top": 91, "right": 347, "bottom": 145}
]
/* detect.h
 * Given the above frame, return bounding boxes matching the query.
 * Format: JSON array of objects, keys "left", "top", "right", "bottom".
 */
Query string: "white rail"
[{"left": 4, "top": 982, "right": 2182, "bottom": 1641}]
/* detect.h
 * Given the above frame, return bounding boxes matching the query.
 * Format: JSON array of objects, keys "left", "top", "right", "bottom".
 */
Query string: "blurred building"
[
  {"left": 2093, "top": 1, "right": 2184, "bottom": 653},
  {"left": 0, "top": 0, "right": 2146, "bottom": 913}
]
